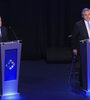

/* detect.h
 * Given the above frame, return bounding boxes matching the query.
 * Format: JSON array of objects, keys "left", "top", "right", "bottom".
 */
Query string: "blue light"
[
  {"left": 76, "top": 89, "right": 90, "bottom": 97},
  {"left": 84, "top": 90, "right": 90, "bottom": 97},
  {"left": 1, "top": 93, "right": 21, "bottom": 100}
]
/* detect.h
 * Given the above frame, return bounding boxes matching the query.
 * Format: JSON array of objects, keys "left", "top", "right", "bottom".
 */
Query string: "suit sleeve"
[
  {"left": 72, "top": 23, "right": 80, "bottom": 50},
  {"left": 4, "top": 27, "right": 8, "bottom": 42}
]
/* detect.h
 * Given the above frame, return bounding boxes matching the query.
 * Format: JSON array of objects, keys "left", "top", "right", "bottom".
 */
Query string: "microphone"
[{"left": 9, "top": 26, "right": 18, "bottom": 40}]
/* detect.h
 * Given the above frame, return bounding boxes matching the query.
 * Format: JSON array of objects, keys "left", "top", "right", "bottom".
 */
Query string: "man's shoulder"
[{"left": 75, "top": 20, "right": 84, "bottom": 25}]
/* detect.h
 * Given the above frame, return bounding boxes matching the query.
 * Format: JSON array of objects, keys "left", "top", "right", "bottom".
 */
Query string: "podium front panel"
[
  {"left": 87, "top": 42, "right": 90, "bottom": 90},
  {"left": 80, "top": 41, "right": 90, "bottom": 92},
  {"left": 1, "top": 41, "right": 22, "bottom": 96}
]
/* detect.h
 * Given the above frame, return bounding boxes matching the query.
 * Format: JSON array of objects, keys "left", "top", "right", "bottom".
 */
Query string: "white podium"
[{"left": 0, "top": 40, "right": 22, "bottom": 96}]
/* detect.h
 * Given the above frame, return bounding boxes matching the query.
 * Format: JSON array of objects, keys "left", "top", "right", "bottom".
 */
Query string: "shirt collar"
[{"left": 84, "top": 20, "right": 90, "bottom": 24}]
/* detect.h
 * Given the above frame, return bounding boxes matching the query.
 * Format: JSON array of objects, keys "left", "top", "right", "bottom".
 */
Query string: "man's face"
[
  {"left": 82, "top": 10, "right": 90, "bottom": 21},
  {"left": 0, "top": 18, "right": 2, "bottom": 27}
]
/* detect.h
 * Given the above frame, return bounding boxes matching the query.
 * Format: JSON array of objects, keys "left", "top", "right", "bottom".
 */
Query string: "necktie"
[{"left": 88, "top": 21, "right": 90, "bottom": 30}]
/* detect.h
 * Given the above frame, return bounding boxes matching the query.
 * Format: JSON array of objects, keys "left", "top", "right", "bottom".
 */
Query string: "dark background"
[{"left": 0, "top": 0, "right": 90, "bottom": 60}]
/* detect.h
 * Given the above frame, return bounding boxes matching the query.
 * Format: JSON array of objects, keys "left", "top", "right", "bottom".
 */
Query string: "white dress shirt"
[{"left": 84, "top": 20, "right": 90, "bottom": 38}]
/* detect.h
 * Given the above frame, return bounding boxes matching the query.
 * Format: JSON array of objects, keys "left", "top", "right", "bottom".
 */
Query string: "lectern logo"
[
  {"left": 5, "top": 49, "right": 17, "bottom": 81},
  {"left": 6, "top": 59, "right": 15, "bottom": 70}
]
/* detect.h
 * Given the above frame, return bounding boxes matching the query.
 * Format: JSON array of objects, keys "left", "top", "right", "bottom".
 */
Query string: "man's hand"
[{"left": 73, "top": 49, "right": 78, "bottom": 56}]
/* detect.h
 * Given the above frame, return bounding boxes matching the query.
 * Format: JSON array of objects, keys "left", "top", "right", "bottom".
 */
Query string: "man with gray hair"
[
  {"left": 0, "top": 16, "right": 8, "bottom": 42},
  {"left": 72, "top": 8, "right": 90, "bottom": 88},
  {"left": 72, "top": 8, "right": 90, "bottom": 56}
]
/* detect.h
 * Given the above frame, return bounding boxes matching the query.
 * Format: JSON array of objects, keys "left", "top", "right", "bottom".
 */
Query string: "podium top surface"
[
  {"left": 80, "top": 39, "right": 90, "bottom": 43},
  {"left": 0, "top": 40, "right": 22, "bottom": 45}
]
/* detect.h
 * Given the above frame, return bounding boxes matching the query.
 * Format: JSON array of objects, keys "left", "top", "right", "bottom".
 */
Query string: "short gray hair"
[{"left": 81, "top": 8, "right": 90, "bottom": 15}]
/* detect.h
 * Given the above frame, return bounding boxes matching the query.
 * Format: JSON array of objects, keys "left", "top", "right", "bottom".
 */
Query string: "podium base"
[
  {"left": 81, "top": 89, "right": 90, "bottom": 96},
  {"left": 0, "top": 92, "right": 20, "bottom": 97}
]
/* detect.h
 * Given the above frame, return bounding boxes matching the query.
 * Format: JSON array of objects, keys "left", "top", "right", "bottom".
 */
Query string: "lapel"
[{"left": 81, "top": 20, "right": 89, "bottom": 38}]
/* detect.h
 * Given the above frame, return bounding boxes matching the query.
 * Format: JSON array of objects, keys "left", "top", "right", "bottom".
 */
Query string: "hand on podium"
[
  {"left": 73, "top": 49, "right": 79, "bottom": 63},
  {"left": 73, "top": 49, "right": 77, "bottom": 56}
]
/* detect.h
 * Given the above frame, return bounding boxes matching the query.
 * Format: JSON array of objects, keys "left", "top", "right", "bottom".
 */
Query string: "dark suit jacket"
[
  {"left": 1, "top": 26, "right": 8, "bottom": 42},
  {"left": 72, "top": 19, "right": 89, "bottom": 51}
]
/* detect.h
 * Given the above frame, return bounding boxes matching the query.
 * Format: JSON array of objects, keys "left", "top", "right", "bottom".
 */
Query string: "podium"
[
  {"left": 80, "top": 39, "right": 90, "bottom": 93},
  {"left": 0, "top": 40, "right": 22, "bottom": 96}
]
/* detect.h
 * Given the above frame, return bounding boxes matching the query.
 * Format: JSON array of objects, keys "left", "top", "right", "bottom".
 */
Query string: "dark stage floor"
[{"left": 2, "top": 60, "right": 90, "bottom": 100}]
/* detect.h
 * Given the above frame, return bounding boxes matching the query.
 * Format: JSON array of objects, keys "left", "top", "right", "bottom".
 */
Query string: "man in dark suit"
[
  {"left": 72, "top": 8, "right": 90, "bottom": 88},
  {"left": 72, "top": 8, "right": 90, "bottom": 56},
  {"left": 0, "top": 16, "right": 8, "bottom": 42}
]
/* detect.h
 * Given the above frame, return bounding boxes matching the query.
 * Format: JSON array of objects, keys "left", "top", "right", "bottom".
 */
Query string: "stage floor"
[{"left": 2, "top": 60, "right": 90, "bottom": 100}]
